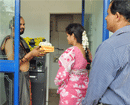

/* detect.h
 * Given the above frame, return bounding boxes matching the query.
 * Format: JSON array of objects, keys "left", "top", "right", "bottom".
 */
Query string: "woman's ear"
[
  {"left": 72, "top": 33, "right": 75, "bottom": 38},
  {"left": 72, "top": 33, "right": 76, "bottom": 41}
]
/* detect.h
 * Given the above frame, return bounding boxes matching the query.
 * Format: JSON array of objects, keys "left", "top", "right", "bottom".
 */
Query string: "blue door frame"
[
  {"left": 102, "top": 0, "right": 110, "bottom": 41},
  {"left": 0, "top": 0, "right": 20, "bottom": 104},
  {"left": 82, "top": 0, "right": 110, "bottom": 41}
]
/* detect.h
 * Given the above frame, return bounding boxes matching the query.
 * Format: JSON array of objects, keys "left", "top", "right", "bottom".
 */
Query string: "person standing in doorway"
[
  {"left": 82, "top": 0, "right": 130, "bottom": 104},
  {"left": 54, "top": 23, "right": 92, "bottom": 105}
]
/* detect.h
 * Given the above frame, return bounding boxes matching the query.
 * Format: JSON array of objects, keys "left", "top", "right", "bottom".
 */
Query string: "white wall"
[
  {"left": 84, "top": 0, "right": 103, "bottom": 58},
  {"left": 21, "top": 0, "right": 82, "bottom": 38},
  {"left": 85, "top": 0, "right": 114, "bottom": 58},
  {"left": 21, "top": 0, "right": 82, "bottom": 90}
]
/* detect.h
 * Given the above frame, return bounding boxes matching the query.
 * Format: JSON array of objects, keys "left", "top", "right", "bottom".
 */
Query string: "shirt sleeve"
[
  {"left": 54, "top": 47, "right": 75, "bottom": 87},
  {"left": 82, "top": 42, "right": 119, "bottom": 105}
]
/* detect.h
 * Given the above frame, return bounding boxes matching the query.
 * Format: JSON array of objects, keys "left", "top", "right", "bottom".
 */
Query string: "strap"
[{"left": 20, "top": 37, "right": 30, "bottom": 53}]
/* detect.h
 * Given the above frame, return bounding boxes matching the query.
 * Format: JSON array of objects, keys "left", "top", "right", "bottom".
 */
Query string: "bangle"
[{"left": 24, "top": 57, "right": 29, "bottom": 62}]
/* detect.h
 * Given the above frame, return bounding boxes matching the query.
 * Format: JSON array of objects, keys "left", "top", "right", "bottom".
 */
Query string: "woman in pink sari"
[{"left": 54, "top": 23, "right": 92, "bottom": 105}]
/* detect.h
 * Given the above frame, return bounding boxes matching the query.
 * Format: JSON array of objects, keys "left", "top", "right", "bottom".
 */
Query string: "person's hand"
[{"left": 31, "top": 46, "right": 47, "bottom": 57}]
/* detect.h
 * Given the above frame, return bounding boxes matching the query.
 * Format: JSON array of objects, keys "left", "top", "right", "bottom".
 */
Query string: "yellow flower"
[{"left": 23, "top": 37, "right": 45, "bottom": 51}]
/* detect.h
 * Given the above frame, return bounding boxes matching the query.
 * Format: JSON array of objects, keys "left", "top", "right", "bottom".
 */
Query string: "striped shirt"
[{"left": 82, "top": 25, "right": 130, "bottom": 105}]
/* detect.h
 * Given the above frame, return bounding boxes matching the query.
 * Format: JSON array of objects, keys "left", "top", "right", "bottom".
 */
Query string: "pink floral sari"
[{"left": 54, "top": 46, "right": 89, "bottom": 105}]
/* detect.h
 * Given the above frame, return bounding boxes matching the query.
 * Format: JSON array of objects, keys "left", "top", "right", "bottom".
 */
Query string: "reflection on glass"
[
  {"left": 0, "top": 72, "right": 14, "bottom": 105},
  {"left": 84, "top": 0, "right": 103, "bottom": 58},
  {"left": 0, "top": 73, "right": 6, "bottom": 105},
  {"left": 0, "top": 0, "right": 15, "bottom": 60}
]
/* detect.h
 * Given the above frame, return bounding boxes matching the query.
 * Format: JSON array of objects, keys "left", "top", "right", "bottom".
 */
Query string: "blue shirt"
[{"left": 82, "top": 25, "right": 130, "bottom": 105}]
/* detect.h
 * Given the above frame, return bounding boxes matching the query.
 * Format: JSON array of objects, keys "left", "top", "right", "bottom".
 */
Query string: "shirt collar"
[{"left": 110, "top": 25, "right": 130, "bottom": 38}]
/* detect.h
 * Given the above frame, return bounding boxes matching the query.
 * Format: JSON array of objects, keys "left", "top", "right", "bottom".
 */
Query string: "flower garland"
[
  {"left": 23, "top": 37, "right": 45, "bottom": 51},
  {"left": 82, "top": 30, "right": 89, "bottom": 50}
]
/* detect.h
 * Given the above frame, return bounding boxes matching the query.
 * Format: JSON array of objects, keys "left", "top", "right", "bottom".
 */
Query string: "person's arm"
[
  {"left": 5, "top": 39, "right": 46, "bottom": 61},
  {"left": 19, "top": 46, "right": 47, "bottom": 63},
  {"left": 82, "top": 42, "right": 119, "bottom": 105},
  {"left": 5, "top": 39, "right": 47, "bottom": 72},
  {"left": 4, "top": 39, "right": 14, "bottom": 60}
]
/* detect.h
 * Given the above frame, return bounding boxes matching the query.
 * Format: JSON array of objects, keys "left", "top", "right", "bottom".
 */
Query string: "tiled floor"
[{"left": 48, "top": 89, "right": 60, "bottom": 105}]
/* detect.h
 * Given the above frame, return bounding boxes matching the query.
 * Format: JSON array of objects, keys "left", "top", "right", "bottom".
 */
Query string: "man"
[
  {"left": 1, "top": 16, "right": 46, "bottom": 105},
  {"left": 82, "top": 0, "right": 130, "bottom": 105}
]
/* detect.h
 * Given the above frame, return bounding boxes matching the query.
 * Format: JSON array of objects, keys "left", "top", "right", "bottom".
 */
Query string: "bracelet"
[
  {"left": 21, "top": 56, "right": 33, "bottom": 63},
  {"left": 24, "top": 57, "right": 29, "bottom": 62},
  {"left": 20, "top": 57, "right": 28, "bottom": 62}
]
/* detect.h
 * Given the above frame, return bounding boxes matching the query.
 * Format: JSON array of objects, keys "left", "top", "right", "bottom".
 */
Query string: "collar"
[{"left": 110, "top": 25, "right": 130, "bottom": 38}]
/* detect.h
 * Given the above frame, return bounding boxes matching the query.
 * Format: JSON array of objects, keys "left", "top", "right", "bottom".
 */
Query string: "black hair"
[
  {"left": 111, "top": 0, "right": 130, "bottom": 22},
  {"left": 66, "top": 23, "right": 91, "bottom": 70}
]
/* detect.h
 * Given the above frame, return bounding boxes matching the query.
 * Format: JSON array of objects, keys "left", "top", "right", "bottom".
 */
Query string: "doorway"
[
  {"left": 48, "top": 13, "right": 81, "bottom": 104},
  {"left": 49, "top": 14, "right": 82, "bottom": 89}
]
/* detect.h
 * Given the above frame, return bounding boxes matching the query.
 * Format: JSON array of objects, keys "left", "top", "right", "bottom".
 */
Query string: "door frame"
[
  {"left": 0, "top": 0, "right": 20, "bottom": 104},
  {"left": 102, "top": 0, "right": 110, "bottom": 41}
]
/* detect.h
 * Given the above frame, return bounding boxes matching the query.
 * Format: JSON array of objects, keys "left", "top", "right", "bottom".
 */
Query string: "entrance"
[{"left": 49, "top": 14, "right": 82, "bottom": 89}]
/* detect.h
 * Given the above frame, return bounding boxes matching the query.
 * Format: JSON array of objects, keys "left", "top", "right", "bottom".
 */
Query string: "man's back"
[
  {"left": 99, "top": 25, "right": 130, "bottom": 104},
  {"left": 82, "top": 25, "right": 130, "bottom": 105}
]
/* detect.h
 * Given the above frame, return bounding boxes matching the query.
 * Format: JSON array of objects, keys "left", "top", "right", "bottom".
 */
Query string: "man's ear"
[{"left": 115, "top": 12, "right": 121, "bottom": 22}]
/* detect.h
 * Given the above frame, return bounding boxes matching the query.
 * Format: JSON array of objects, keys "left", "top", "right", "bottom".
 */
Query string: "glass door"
[
  {"left": 0, "top": 0, "right": 20, "bottom": 105},
  {"left": 84, "top": 0, "right": 110, "bottom": 58}
]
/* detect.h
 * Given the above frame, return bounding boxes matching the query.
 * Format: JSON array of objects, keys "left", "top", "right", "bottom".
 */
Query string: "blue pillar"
[
  {"left": 14, "top": 0, "right": 20, "bottom": 104},
  {"left": 82, "top": 0, "right": 85, "bottom": 27},
  {"left": 102, "top": 0, "right": 110, "bottom": 41}
]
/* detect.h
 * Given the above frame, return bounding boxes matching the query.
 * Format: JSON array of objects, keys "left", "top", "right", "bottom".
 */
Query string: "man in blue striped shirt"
[{"left": 82, "top": 0, "right": 130, "bottom": 105}]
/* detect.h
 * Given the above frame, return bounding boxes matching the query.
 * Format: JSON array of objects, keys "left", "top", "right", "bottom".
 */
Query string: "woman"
[{"left": 54, "top": 23, "right": 92, "bottom": 105}]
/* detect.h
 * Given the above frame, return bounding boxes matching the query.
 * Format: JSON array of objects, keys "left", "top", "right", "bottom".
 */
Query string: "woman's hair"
[{"left": 66, "top": 23, "right": 91, "bottom": 70}]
